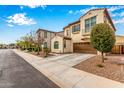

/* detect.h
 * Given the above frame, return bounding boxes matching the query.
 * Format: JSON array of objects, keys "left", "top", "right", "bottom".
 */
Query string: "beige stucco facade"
[
  {"left": 63, "top": 39, "right": 73, "bottom": 53},
  {"left": 115, "top": 35, "right": 124, "bottom": 45},
  {"left": 80, "top": 9, "right": 104, "bottom": 36},
  {"left": 64, "top": 9, "right": 115, "bottom": 44},
  {"left": 51, "top": 36, "right": 64, "bottom": 53},
  {"left": 51, "top": 35, "right": 73, "bottom": 53}
]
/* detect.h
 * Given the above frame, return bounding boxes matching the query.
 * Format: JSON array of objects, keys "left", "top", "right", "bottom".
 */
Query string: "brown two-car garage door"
[{"left": 73, "top": 42, "right": 97, "bottom": 54}]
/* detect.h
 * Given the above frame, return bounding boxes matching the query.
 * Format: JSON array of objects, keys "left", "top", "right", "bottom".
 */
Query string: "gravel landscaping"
[{"left": 74, "top": 55, "right": 124, "bottom": 83}]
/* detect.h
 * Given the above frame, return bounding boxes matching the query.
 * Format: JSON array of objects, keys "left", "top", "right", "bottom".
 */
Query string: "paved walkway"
[{"left": 13, "top": 49, "right": 124, "bottom": 88}]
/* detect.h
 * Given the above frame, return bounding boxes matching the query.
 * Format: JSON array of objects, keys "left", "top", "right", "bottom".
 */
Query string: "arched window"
[{"left": 54, "top": 41, "right": 59, "bottom": 49}]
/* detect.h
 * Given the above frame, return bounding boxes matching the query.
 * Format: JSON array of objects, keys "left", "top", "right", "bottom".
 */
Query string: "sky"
[{"left": 0, "top": 5, "right": 124, "bottom": 44}]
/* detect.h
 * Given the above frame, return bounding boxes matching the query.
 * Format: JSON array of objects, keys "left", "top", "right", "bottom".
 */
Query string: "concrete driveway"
[{"left": 42, "top": 53, "right": 95, "bottom": 66}]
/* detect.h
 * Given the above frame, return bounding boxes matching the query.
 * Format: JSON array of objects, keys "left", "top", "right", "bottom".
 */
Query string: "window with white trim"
[
  {"left": 72, "top": 24, "right": 80, "bottom": 33},
  {"left": 54, "top": 41, "right": 59, "bottom": 49},
  {"left": 85, "top": 16, "right": 96, "bottom": 32}
]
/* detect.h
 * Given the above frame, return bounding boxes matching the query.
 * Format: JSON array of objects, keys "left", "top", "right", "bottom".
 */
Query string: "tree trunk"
[
  {"left": 37, "top": 45, "right": 40, "bottom": 55},
  {"left": 101, "top": 52, "right": 104, "bottom": 63}
]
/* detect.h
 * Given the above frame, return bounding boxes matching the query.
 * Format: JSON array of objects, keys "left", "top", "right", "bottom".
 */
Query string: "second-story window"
[
  {"left": 85, "top": 16, "right": 96, "bottom": 32},
  {"left": 66, "top": 30, "right": 69, "bottom": 36},
  {"left": 44, "top": 31, "right": 47, "bottom": 38},
  {"left": 72, "top": 24, "right": 80, "bottom": 33}
]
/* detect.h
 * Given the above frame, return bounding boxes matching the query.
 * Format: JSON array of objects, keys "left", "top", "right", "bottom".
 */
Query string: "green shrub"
[
  {"left": 27, "top": 48, "right": 32, "bottom": 52},
  {"left": 34, "top": 47, "right": 38, "bottom": 52},
  {"left": 34, "top": 47, "right": 41, "bottom": 52}
]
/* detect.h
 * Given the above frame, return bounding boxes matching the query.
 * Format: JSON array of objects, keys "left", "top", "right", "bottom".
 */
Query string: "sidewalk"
[{"left": 13, "top": 49, "right": 124, "bottom": 88}]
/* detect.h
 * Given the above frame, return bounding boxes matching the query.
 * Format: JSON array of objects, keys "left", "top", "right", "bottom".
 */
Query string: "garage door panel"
[{"left": 73, "top": 43, "right": 97, "bottom": 54}]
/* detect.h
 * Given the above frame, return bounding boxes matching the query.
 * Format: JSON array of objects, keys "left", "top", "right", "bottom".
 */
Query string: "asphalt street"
[{"left": 0, "top": 49, "right": 59, "bottom": 88}]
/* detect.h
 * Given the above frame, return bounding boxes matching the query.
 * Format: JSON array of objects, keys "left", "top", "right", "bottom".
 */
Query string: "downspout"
[
  {"left": 50, "top": 33, "right": 51, "bottom": 52},
  {"left": 63, "top": 38, "right": 64, "bottom": 53}
]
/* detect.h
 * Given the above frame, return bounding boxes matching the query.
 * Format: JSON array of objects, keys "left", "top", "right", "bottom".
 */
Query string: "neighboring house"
[
  {"left": 51, "top": 8, "right": 116, "bottom": 54},
  {"left": 36, "top": 29, "right": 64, "bottom": 51},
  {"left": 36, "top": 29, "right": 56, "bottom": 50}
]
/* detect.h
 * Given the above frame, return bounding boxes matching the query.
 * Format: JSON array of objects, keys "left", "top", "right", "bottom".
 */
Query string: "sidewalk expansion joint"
[{"left": 72, "top": 74, "right": 89, "bottom": 88}]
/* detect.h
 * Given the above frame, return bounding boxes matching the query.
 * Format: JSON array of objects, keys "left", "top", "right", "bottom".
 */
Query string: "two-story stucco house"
[
  {"left": 36, "top": 8, "right": 124, "bottom": 54},
  {"left": 51, "top": 8, "right": 116, "bottom": 54}
]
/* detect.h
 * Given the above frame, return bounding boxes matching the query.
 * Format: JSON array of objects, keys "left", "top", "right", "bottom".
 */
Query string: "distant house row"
[{"left": 36, "top": 8, "right": 124, "bottom": 54}]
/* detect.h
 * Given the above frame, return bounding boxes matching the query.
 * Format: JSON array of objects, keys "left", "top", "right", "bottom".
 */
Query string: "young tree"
[
  {"left": 35, "top": 31, "right": 44, "bottom": 55},
  {"left": 0, "top": 44, "right": 3, "bottom": 49},
  {"left": 28, "top": 31, "right": 35, "bottom": 51},
  {"left": 90, "top": 23, "right": 116, "bottom": 63}
]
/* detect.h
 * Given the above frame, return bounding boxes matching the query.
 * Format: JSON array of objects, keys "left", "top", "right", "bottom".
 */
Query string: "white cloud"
[
  {"left": 106, "top": 6, "right": 124, "bottom": 25},
  {"left": 68, "top": 6, "right": 98, "bottom": 15},
  {"left": 78, "top": 6, "right": 98, "bottom": 14},
  {"left": 68, "top": 10, "right": 73, "bottom": 14},
  {"left": 20, "top": 5, "right": 47, "bottom": 10},
  {"left": 107, "top": 6, "right": 124, "bottom": 18},
  {"left": 68, "top": 6, "right": 124, "bottom": 17},
  {"left": 7, "top": 13, "right": 36, "bottom": 26},
  {"left": 111, "top": 12, "right": 124, "bottom": 17},
  {"left": 110, "top": 13, "right": 117, "bottom": 17},
  {"left": 108, "top": 6, "right": 124, "bottom": 12},
  {"left": 7, "top": 24, "right": 14, "bottom": 27},
  {"left": 27, "top": 5, "right": 47, "bottom": 9},
  {"left": 20, "top": 6, "right": 24, "bottom": 10},
  {"left": 113, "top": 18, "right": 124, "bottom": 24},
  {"left": 120, "top": 12, "right": 124, "bottom": 16}
]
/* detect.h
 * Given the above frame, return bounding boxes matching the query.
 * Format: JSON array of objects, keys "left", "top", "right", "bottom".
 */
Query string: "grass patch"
[{"left": 96, "top": 64, "right": 104, "bottom": 68}]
